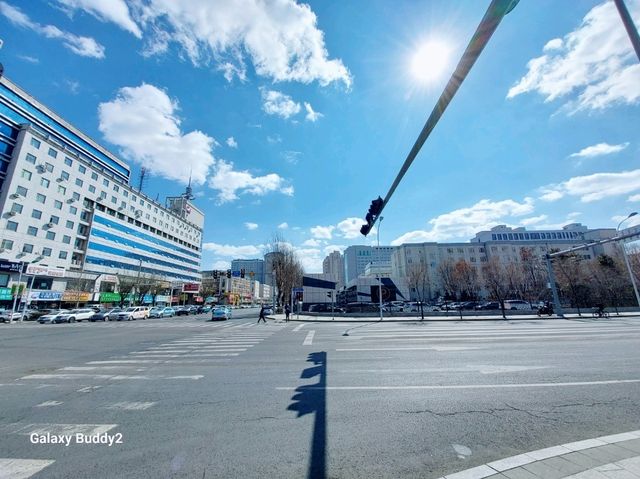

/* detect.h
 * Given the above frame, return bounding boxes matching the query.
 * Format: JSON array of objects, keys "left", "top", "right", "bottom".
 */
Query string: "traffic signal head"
[
  {"left": 226, "top": 269, "right": 231, "bottom": 278},
  {"left": 240, "top": 268, "right": 245, "bottom": 278},
  {"left": 369, "top": 196, "right": 384, "bottom": 217},
  {"left": 361, "top": 196, "right": 384, "bottom": 236},
  {"left": 360, "top": 224, "right": 371, "bottom": 236},
  {"left": 213, "top": 271, "right": 218, "bottom": 279}
]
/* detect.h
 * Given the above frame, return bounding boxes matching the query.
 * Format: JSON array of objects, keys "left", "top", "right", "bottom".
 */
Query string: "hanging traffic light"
[
  {"left": 240, "top": 268, "right": 245, "bottom": 278},
  {"left": 226, "top": 269, "right": 231, "bottom": 278},
  {"left": 360, "top": 196, "right": 384, "bottom": 236},
  {"left": 213, "top": 271, "right": 218, "bottom": 279}
]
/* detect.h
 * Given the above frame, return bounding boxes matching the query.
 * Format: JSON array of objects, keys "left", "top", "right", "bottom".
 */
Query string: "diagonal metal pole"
[{"left": 614, "top": 0, "right": 640, "bottom": 62}]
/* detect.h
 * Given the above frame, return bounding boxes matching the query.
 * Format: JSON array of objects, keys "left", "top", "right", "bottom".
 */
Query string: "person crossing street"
[{"left": 257, "top": 305, "right": 267, "bottom": 324}]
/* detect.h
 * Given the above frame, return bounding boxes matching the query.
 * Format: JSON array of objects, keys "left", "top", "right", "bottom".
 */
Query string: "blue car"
[{"left": 211, "top": 306, "right": 232, "bottom": 321}]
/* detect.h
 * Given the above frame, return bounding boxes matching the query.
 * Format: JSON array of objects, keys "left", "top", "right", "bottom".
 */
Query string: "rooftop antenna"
[
  {"left": 183, "top": 169, "right": 195, "bottom": 200},
  {"left": 137, "top": 167, "right": 148, "bottom": 192}
]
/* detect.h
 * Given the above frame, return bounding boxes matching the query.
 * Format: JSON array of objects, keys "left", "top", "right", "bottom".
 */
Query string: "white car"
[
  {"left": 38, "top": 310, "right": 70, "bottom": 324},
  {"left": 117, "top": 306, "right": 149, "bottom": 321},
  {"left": 57, "top": 309, "right": 95, "bottom": 323},
  {"left": 0, "top": 309, "right": 22, "bottom": 322},
  {"left": 149, "top": 307, "right": 164, "bottom": 318},
  {"left": 504, "top": 300, "right": 532, "bottom": 310}
]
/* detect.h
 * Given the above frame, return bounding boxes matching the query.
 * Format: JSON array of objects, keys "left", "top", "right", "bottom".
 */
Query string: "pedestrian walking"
[
  {"left": 258, "top": 305, "right": 267, "bottom": 324},
  {"left": 285, "top": 304, "right": 291, "bottom": 322}
]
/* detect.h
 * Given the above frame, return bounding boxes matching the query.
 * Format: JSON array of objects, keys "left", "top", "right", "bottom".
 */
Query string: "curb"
[{"left": 437, "top": 429, "right": 640, "bottom": 479}]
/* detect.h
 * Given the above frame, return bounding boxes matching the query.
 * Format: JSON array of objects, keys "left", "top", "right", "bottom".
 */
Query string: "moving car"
[
  {"left": 38, "top": 310, "right": 70, "bottom": 324},
  {"left": 57, "top": 308, "right": 95, "bottom": 323},
  {"left": 0, "top": 309, "right": 22, "bottom": 322},
  {"left": 186, "top": 306, "right": 199, "bottom": 315},
  {"left": 117, "top": 306, "right": 149, "bottom": 321},
  {"left": 262, "top": 305, "right": 274, "bottom": 315},
  {"left": 212, "top": 306, "right": 232, "bottom": 321},
  {"left": 174, "top": 306, "right": 190, "bottom": 316},
  {"left": 161, "top": 307, "right": 175, "bottom": 318}
]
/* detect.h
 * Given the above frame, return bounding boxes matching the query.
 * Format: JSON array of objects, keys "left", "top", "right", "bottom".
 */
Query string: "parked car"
[
  {"left": 57, "top": 308, "right": 95, "bottom": 323},
  {"left": 504, "top": 300, "right": 532, "bottom": 310},
  {"left": 149, "top": 307, "right": 164, "bottom": 318},
  {"left": 0, "top": 309, "right": 22, "bottom": 322},
  {"left": 212, "top": 306, "right": 232, "bottom": 321},
  {"left": 89, "top": 309, "right": 110, "bottom": 322},
  {"left": 478, "top": 301, "right": 500, "bottom": 310},
  {"left": 262, "top": 305, "right": 274, "bottom": 315},
  {"left": 117, "top": 306, "right": 149, "bottom": 321},
  {"left": 344, "top": 302, "right": 379, "bottom": 313},
  {"left": 24, "top": 308, "right": 53, "bottom": 321},
  {"left": 106, "top": 308, "right": 123, "bottom": 321},
  {"left": 38, "top": 310, "right": 70, "bottom": 324},
  {"left": 187, "top": 306, "right": 199, "bottom": 315},
  {"left": 161, "top": 307, "right": 175, "bottom": 317},
  {"left": 174, "top": 306, "right": 189, "bottom": 316}
]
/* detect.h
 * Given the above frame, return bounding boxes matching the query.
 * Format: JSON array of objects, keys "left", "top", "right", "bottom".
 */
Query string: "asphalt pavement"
[{"left": 1, "top": 311, "right": 639, "bottom": 478}]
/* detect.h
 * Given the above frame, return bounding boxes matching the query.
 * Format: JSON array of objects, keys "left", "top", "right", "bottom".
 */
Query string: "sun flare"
[{"left": 411, "top": 41, "right": 450, "bottom": 83}]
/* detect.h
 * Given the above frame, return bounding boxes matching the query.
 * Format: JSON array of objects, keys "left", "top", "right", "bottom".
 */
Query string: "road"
[{"left": 1, "top": 313, "right": 639, "bottom": 478}]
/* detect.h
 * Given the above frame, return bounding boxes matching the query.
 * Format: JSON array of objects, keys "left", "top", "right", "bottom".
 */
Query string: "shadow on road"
[{"left": 287, "top": 351, "right": 327, "bottom": 479}]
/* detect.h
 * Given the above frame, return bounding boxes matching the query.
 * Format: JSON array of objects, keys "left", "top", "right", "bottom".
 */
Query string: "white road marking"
[
  {"left": 191, "top": 349, "right": 246, "bottom": 352},
  {"left": 292, "top": 324, "right": 306, "bottom": 332},
  {"left": 34, "top": 401, "right": 63, "bottom": 407},
  {"left": 104, "top": 402, "right": 156, "bottom": 411},
  {"left": 336, "top": 347, "right": 481, "bottom": 351},
  {"left": 276, "top": 379, "right": 640, "bottom": 391},
  {"left": 61, "top": 366, "right": 142, "bottom": 371},
  {"left": 21, "top": 374, "right": 203, "bottom": 381},
  {"left": 303, "top": 331, "right": 315, "bottom": 345},
  {"left": 0, "top": 458, "right": 55, "bottom": 479},
  {"left": 77, "top": 385, "right": 102, "bottom": 393},
  {"left": 338, "top": 366, "right": 549, "bottom": 375},
  {"left": 452, "top": 444, "right": 472, "bottom": 459},
  {"left": 8, "top": 423, "right": 117, "bottom": 436}
]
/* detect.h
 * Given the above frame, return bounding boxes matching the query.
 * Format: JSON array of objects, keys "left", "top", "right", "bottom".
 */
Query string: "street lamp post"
[
  {"left": 9, "top": 261, "right": 24, "bottom": 325},
  {"left": 377, "top": 216, "right": 384, "bottom": 321},
  {"left": 618, "top": 212, "right": 640, "bottom": 309}
]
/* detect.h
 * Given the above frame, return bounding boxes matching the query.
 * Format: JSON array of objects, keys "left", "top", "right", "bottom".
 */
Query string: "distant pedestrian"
[
  {"left": 285, "top": 304, "right": 291, "bottom": 322},
  {"left": 258, "top": 306, "right": 267, "bottom": 324}
]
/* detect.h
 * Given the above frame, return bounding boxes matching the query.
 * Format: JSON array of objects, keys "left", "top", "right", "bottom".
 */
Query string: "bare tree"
[
  {"left": 553, "top": 254, "right": 589, "bottom": 316},
  {"left": 482, "top": 257, "right": 510, "bottom": 319},
  {"left": 116, "top": 274, "right": 137, "bottom": 307},
  {"left": 586, "top": 254, "right": 631, "bottom": 314},
  {"left": 264, "top": 233, "right": 304, "bottom": 308},
  {"left": 518, "top": 247, "right": 547, "bottom": 307},
  {"left": 406, "top": 261, "right": 431, "bottom": 302},
  {"left": 437, "top": 258, "right": 458, "bottom": 302},
  {"left": 452, "top": 260, "right": 480, "bottom": 301}
]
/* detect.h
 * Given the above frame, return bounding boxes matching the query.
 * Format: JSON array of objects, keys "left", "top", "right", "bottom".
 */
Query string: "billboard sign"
[
  {"left": 182, "top": 283, "right": 200, "bottom": 293},
  {"left": 25, "top": 265, "right": 65, "bottom": 277},
  {"left": 0, "top": 260, "right": 22, "bottom": 273}
]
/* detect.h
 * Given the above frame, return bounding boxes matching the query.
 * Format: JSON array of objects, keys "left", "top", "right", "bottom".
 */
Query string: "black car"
[
  {"left": 89, "top": 309, "right": 110, "bottom": 321},
  {"left": 187, "top": 306, "right": 199, "bottom": 315},
  {"left": 174, "top": 306, "right": 190, "bottom": 316},
  {"left": 478, "top": 301, "right": 500, "bottom": 310}
]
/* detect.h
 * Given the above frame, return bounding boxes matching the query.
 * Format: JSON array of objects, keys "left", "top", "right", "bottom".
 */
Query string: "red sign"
[
  {"left": 182, "top": 283, "right": 200, "bottom": 293},
  {"left": 195, "top": 296, "right": 204, "bottom": 303}
]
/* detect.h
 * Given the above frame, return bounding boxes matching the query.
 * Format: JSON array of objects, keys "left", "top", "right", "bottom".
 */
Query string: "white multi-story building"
[
  {"left": 322, "top": 250, "right": 345, "bottom": 289},
  {"left": 0, "top": 76, "right": 203, "bottom": 306},
  {"left": 231, "top": 258, "right": 265, "bottom": 283},
  {"left": 343, "top": 245, "right": 394, "bottom": 284}
]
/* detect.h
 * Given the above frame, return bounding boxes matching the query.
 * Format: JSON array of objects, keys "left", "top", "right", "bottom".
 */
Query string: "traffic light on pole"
[
  {"left": 360, "top": 196, "right": 384, "bottom": 236},
  {"left": 226, "top": 269, "right": 231, "bottom": 278},
  {"left": 240, "top": 268, "right": 245, "bottom": 278},
  {"left": 213, "top": 271, "right": 218, "bottom": 279}
]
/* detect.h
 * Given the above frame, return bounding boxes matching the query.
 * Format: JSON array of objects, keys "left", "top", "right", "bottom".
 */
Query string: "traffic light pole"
[{"left": 377, "top": 217, "right": 384, "bottom": 321}]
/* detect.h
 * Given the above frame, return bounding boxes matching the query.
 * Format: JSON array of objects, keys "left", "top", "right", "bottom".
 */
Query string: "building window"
[
  {"left": 66, "top": 220, "right": 74, "bottom": 229},
  {"left": 132, "top": 195, "right": 137, "bottom": 202},
  {"left": 113, "top": 185, "right": 119, "bottom": 192},
  {"left": 102, "top": 178, "right": 109, "bottom": 187},
  {"left": 62, "top": 235, "right": 71, "bottom": 244},
  {"left": 1, "top": 239, "right": 13, "bottom": 250},
  {"left": 79, "top": 164, "right": 86, "bottom": 174},
  {"left": 30, "top": 137, "right": 41, "bottom": 149},
  {"left": 69, "top": 206, "right": 77, "bottom": 215},
  {"left": 42, "top": 247, "right": 52, "bottom": 257},
  {"left": 59, "top": 251, "right": 68, "bottom": 259},
  {"left": 89, "top": 185, "right": 96, "bottom": 193},
  {"left": 100, "top": 191, "right": 107, "bottom": 199},
  {"left": 75, "top": 178, "right": 83, "bottom": 187},
  {"left": 6, "top": 221, "right": 18, "bottom": 232},
  {"left": 140, "top": 199, "right": 144, "bottom": 206},
  {"left": 91, "top": 172, "right": 98, "bottom": 180},
  {"left": 54, "top": 200, "right": 63, "bottom": 210},
  {"left": 25, "top": 153, "right": 36, "bottom": 164},
  {"left": 50, "top": 215, "right": 59, "bottom": 224},
  {"left": 123, "top": 190, "right": 128, "bottom": 198},
  {"left": 21, "top": 169, "right": 32, "bottom": 180},
  {"left": 64, "top": 157, "right": 73, "bottom": 166},
  {"left": 48, "top": 148, "right": 57, "bottom": 158},
  {"left": 46, "top": 231, "right": 56, "bottom": 241},
  {"left": 40, "top": 178, "right": 50, "bottom": 188},
  {"left": 57, "top": 185, "right": 66, "bottom": 195},
  {"left": 11, "top": 203, "right": 23, "bottom": 214},
  {"left": 16, "top": 186, "right": 28, "bottom": 196},
  {"left": 22, "top": 244, "right": 34, "bottom": 254},
  {"left": 111, "top": 196, "right": 117, "bottom": 204},
  {"left": 27, "top": 226, "right": 38, "bottom": 236},
  {"left": 31, "top": 209, "right": 42, "bottom": 219},
  {"left": 61, "top": 171, "right": 70, "bottom": 181},
  {"left": 72, "top": 192, "right": 80, "bottom": 201},
  {"left": 45, "top": 163, "right": 54, "bottom": 173}
]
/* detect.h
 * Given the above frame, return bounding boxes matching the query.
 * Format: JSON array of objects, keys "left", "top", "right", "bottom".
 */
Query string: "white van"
[
  {"left": 504, "top": 300, "right": 532, "bottom": 310},
  {"left": 117, "top": 306, "right": 149, "bottom": 321}
]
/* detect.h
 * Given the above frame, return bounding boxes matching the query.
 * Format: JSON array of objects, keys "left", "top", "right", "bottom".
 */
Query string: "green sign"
[
  {"left": 0, "top": 288, "right": 12, "bottom": 301},
  {"left": 100, "top": 292, "right": 121, "bottom": 302}
]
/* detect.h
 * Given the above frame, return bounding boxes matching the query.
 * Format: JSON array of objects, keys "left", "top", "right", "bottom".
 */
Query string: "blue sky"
[{"left": 1, "top": 0, "right": 639, "bottom": 272}]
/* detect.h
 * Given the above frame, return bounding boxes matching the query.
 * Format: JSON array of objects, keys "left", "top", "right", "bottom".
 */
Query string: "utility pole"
[
  {"left": 614, "top": 0, "right": 640, "bottom": 62},
  {"left": 377, "top": 216, "right": 384, "bottom": 321},
  {"left": 618, "top": 213, "right": 640, "bottom": 308},
  {"left": 9, "top": 262, "right": 24, "bottom": 324}
]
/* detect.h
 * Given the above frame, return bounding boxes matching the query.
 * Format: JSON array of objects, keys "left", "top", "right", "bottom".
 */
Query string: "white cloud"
[
  {"left": 267, "top": 135, "right": 282, "bottom": 144},
  {"left": 569, "top": 142, "right": 629, "bottom": 158},
  {"left": 304, "top": 102, "right": 323, "bottom": 122},
  {"left": 244, "top": 222, "right": 258, "bottom": 231},
  {"left": 323, "top": 245, "right": 346, "bottom": 255},
  {"left": 390, "top": 198, "right": 535, "bottom": 245},
  {"left": 612, "top": 215, "right": 629, "bottom": 224},
  {"left": 507, "top": 0, "right": 640, "bottom": 113},
  {"left": 302, "top": 238, "right": 323, "bottom": 247},
  {"left": 125, "top": 0, "right": 351, "bottom": 86},
  {"left": 539, "top": 169, "right": 640, "bottom": 203},
  {"left": 260, "top": 89, "right": 301, "bottom": 119},
  {"left": 202, "top": 242, "right": 262, "bottom": 258},
  {"left": 226, "top": 136, "right": 238, "bottom": 148},
  {"left": 277, "top": 222, "right": 289, "bottom": 229},
  {"left": 0, "top": 1, "right": 105, "bottom": 58},
  {"left": 294, "top": 247, "right": 323, "bottom": 273},
  {"left": 310, "top": 225, "right": 334, "bottom": 239},
  {"left": 520, "top": 215, "right": 548, "bottom": 226},
  {"left": 208, "top": 159, "right": 292, "bottom": 203},
  {"left": 54, "top": 0, "right": 141, "bottom": 38},
  {"left": 335, "top": 217, "right": 367, "bottom": 239},
  {"left": 211, "top": 260, "right": 231, "bottom": 270},
  {"left": 628, "top": 194, "right": 640, "bottom": 202},
  {"left": 99, "top": 83, "right": 215, "bottom": 185},
  {"left": 282, "top": 151, "right": 301, "bottom": 165},
  {"left": 17, "top": 54, "right": 39, "bottom": 63}
]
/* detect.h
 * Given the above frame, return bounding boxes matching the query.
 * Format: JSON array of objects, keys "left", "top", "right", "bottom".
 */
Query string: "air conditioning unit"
[
  {"left": 9, "top": 193, "right": 20, "bottom": 199},
  {"left": 56, "top": 177, "right": 65, "bottom": 182},
  {"left": 46, "top": 222, "right": 54, "bottom": 228},
  {"left": 36, "top": 164, "right": 46, "bottom": 173},
  {"left": 67, "top": 198, "right": 76, "bottom": 203},
  {"left": 135, "top": 210, "right": 142, "bottom": 217},
  {"left": 7, "top": 211, "right": 17, "bottom": 216}
]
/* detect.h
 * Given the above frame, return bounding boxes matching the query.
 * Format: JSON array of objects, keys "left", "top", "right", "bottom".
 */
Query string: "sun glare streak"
[{"left": 411, "top": 40, "right": 451, "bottom": 83}]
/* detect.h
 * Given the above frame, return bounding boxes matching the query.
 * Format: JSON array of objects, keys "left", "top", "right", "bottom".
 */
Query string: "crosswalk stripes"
[{"left": 0, "top": 458, "right": 55, "bottom": 478}]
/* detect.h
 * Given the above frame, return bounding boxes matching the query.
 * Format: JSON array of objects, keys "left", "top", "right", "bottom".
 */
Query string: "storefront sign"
[
  {"left": 100, "top": 292, "right": 121, "bottom": 303},
  {"left": 25, "top": 265, "right": 65, "bottom": 277},
  {"left": 195, "top": 296, "right": 204, "bottom": 303},
  {"left": 155, "top": 295, "right": 170, "bottom": 303},
  {"left": 62, "top": 291, "right": 92, "bottom": 302},
  {"left": 0, "top": 288, "right": 13, "bottom": 300},
  {"left": 0, "top": 260, "right": 22, "bottom": 273},
  {"left": 142, "top": 294, "right": 153, "bottom": 304},
  {"left": 29, "top": 291, "right": 63, "bottom": 301},
  {"left": 182, "top": 283, "right": 200, "bottom": 293},
  {"left": 101, "top": 274, "right": 118, "bottom": 283}
]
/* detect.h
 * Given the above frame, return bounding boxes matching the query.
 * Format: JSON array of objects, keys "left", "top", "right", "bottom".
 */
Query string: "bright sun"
[{"left": 411, "top": 41, "right": 450, "bottom": 83}]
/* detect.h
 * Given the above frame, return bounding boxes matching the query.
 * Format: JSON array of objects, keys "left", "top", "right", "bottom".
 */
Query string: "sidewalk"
[
  {"left": 272, "top": 312, "right": 640, "bottom": 323},
  {"left": 436, "top": 430, "right": 640, "bottom": 479}
]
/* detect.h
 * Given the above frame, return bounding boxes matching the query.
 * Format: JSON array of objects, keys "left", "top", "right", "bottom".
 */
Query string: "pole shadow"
[{"left": 287, "top": 351, "right": 327, "bottom": 479}]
